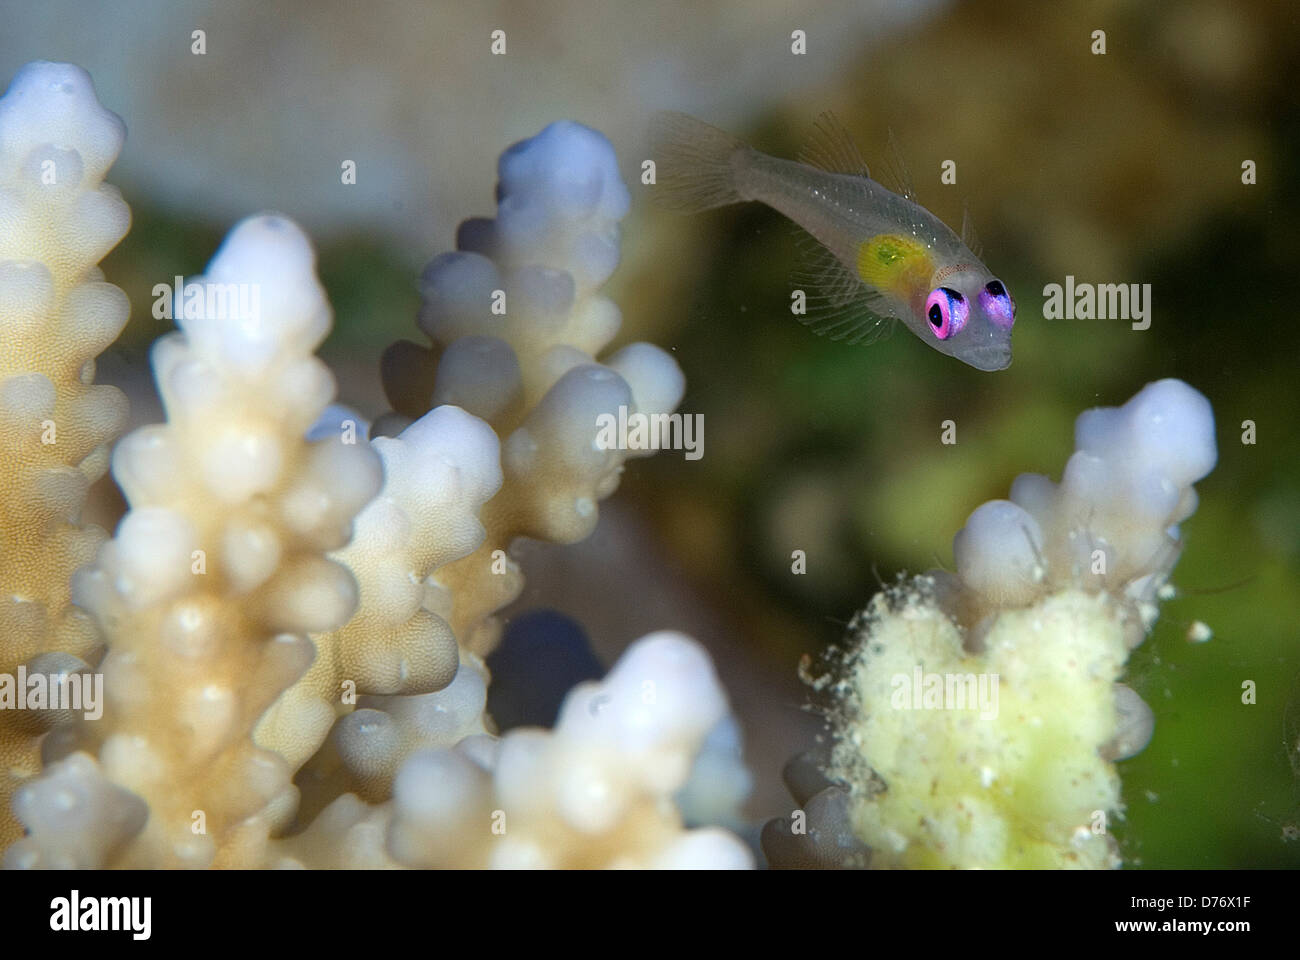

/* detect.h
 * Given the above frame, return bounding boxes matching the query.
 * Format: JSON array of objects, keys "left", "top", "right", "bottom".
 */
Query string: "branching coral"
[
  {"left": 273, "top": 632, "right": 753, "bottom": 868},
  {"left": 8, "top": 213, "right": 383, "bottom": 868},
  {"left": 274, "top": 119, "right": 691, "bottom": 811},
  {"left": 0, "top": 62, "right": 130, "bottom": 847},
  {"left": 1, "top": 63, "right": 748, "bottom": 870},
  {"left": 0, "top": 54, "right": 1236, "bottom": 874},
  {"left": 765, "top": 380, "right": 1218, "bottom": 869},
  {"left": 379, "top": 119, "right": 685, "bottom": 658},
  {"left": 253, "top": 403, "right": 501, "bottom": 780}
]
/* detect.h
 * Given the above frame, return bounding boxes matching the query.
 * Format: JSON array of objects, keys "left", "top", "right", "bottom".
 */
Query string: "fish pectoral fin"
[
  {"left": 791, "top": 235, "right": 898, "bottom": 346},
  {"left": 804, "top": 296, "right": 898, "bottom": 345},
  {"left": 797, "top": 111, "right": 870, "bottom": 178},
  {"left": 792, "top": 226, "right": 863, "bottom": 307},
  {"left": 798, "top": 285, "right": 899, "bottom": 346},
  {"left": 790, "top": 227, "right": 904, "bottom": 343}
]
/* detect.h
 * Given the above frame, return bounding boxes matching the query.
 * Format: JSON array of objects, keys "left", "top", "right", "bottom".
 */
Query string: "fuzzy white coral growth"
[{"left": 768, "top": 380, "right": 1217, "bottom": 869}]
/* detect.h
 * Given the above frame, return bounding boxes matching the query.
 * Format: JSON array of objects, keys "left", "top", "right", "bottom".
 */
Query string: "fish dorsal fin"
[
  {"left": 878, "top": 127, "right": 917, "bottom": 200},
  {"left": 798, "top": 112, "right": 870, "bottom": 177},
  {"left": 790, "top": 225, "right": 898, "bottom": 346},
  {"left": 961, "top": 200, "right": 983, "bottom": 257}
]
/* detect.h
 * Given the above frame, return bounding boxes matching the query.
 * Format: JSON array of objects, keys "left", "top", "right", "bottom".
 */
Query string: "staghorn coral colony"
[
  {"left": 0, "top": 59, "right": 1219, "bottom": 871},
  {"left": 0, "top": 61, "right": 749, "bottom": 869}
]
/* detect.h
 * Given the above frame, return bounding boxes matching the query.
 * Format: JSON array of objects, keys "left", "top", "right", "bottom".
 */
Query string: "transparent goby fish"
[{"left": 650, "top": 111, "right": 1016, "bottom": 371}]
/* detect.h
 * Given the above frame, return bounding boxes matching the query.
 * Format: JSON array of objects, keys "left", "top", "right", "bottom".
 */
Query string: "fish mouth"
[{"left": 965, "top": 347, "right": 1013, "bottom": 372}]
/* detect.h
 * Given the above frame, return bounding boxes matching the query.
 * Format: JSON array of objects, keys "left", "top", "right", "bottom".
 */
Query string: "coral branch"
[
  {"left": 379, "top": 121, "right": 686, "bottom": 658},
  {"left": 0, "top": 62, "right": 130, "bottom": 845},
  {"left": 766, "top": 380, "right": 1218, "bottom": 869},
  {"left": 272, "top": 633, "right": 754, "bottom": 869},
  {"left": 253, "top": 404, "right": 501, "bottom": 777},
  {"left": 7, "top": 215, "right": 381, "bottom": 868},
  {"left": 281, "top": 121, "right": 691, "bottom": 810}
]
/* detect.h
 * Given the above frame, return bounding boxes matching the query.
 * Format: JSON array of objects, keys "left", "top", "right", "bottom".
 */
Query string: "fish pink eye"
[
  {"left": 979, "top": 279, "right": 1015, "bottom": 329},
  {"left": 925, "top": 287, "right": 967, "bottom": 340}
]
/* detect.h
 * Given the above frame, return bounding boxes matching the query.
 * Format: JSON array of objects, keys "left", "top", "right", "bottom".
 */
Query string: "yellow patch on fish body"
[{"left": 856, "top": 233, "right": 933, "bottom": 299}]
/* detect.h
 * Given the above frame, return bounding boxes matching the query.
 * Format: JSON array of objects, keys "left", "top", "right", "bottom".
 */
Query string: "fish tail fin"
[{"left": 649, "top": 111, "right": 749, "bottom": 211}]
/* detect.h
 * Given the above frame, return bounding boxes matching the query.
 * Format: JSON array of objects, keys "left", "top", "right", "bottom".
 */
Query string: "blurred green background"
[
  {"left": 45, "top": 0, "right": 1300, "bottom": 866},
  {"left": 618, "top": 0, "right": 1300, "bottom": 867}
]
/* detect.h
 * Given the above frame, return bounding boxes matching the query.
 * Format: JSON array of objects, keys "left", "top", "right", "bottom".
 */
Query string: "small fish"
[{"left": 650, "top": 111, "right": 1016, "bottom": 371}]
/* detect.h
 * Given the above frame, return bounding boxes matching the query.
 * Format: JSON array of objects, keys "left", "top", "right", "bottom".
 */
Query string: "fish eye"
[
  {"left": 924, "top": 287, "right": 967, "bottom": 340},
  {"left": 979, "top": 278, "right": 1015, "bottom": 329}
]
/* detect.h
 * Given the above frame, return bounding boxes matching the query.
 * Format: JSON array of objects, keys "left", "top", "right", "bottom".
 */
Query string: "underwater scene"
[{"left": 0, "top": 0, "right": 1296, "bottom": 884}]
